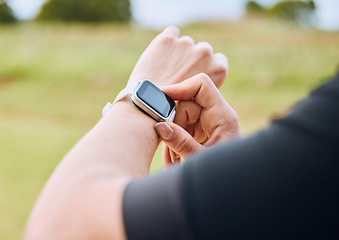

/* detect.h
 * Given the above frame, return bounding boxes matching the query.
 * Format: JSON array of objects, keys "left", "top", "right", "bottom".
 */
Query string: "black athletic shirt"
[{"left": 123, "top": 72, "right": 339, "bottom": 239}]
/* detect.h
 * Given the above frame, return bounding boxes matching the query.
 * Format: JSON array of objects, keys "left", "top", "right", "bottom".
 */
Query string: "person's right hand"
[
  {"left": 127, "top": 26, "right": 228, "bottom": 88},
  {"left": 154, "top": 73, "right": 241, "bottom": 168}
]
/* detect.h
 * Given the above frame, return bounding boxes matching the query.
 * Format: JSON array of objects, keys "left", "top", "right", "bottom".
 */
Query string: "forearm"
[
  {"left": 25, "top": 99, "right": 159, "bottom": 240},
  {"left": 63, "top": 99, "right": 159, "bottom": 176}
]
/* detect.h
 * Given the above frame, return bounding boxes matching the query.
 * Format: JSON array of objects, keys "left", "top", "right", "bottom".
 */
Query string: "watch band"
[{"left": 102, "top": 82, "right": 139, "bottom": 117}]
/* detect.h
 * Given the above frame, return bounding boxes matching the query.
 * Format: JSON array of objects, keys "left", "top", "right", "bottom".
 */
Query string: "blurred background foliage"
[
  {"left": 0, "top": 0, "right": 16, "bottom": 23},
  {"left": 0, "top": 0, "right": 338, "bottom": 239},
  {"left": 1, "top": 0, "right": 318, "bottom": 24},
  {"left": 246, "top": 0, "right": 316, "bottom": 23},
  {"left": 37, "top": 0, "right": 131, "bottom": 22}
]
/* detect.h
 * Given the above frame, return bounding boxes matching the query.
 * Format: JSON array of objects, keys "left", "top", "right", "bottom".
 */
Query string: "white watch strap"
[{"left": 102, "top": 82, "right": 139, "bottom": 117}]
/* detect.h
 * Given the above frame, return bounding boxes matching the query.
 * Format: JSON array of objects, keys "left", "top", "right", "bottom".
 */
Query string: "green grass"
[{"left": 0, "top": 18, "right": 338, "bottom": 239}]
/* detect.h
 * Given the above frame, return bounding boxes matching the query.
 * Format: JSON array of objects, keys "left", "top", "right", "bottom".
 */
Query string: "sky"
[{"left": 5, "top": 0, "right": 339, "bottom": 31}]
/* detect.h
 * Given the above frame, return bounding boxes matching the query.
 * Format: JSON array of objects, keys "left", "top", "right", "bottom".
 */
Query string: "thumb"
[{"left": 154, "top": 122, "right": 204, "bottom": 159}]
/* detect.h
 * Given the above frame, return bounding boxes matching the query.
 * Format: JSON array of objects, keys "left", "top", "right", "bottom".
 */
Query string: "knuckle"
[
  {"left": 196, "top": 46, "right": 212, "bottom": 58},
  {"left": 226, "top": 109, "right": 240, "bottom": 131},
  {"left": 197, "top": 73, "right": 212, "bottom": 85},
  {"left": 215, "top": 52, "right": 228, "bottom": 62},
  {"left": 214, "top": 63, "right": 227, "bottom": 77},
  {"left": 175, "top": 137, "right": 191, "bottom": 155},
  {"left": 181, "top": 39, "right": 193, "bottom": 47},
  {"left": 176, "top": 100, "right": 186, "bottom": 110},
  {"left": 232, "top": 110, "right": 240, "bottom": 123},
  {"left": 213, "top": 74, "right": 226, "bottom": 88},
  {"left": 229, "top": 109, "right": 238, "bottom": 122},
  {"left": 158, "top": 35, "right": 175, "bottom": 46},
  {"left": 179, "top": 36, "right": 194, "bottom": 46}
]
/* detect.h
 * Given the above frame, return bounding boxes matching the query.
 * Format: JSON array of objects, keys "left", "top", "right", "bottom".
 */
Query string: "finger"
[
  {"left": 192, "top": 120, "right": 208, "bottom": 144},
  {"left": 155, "top": 122, "right": 204, "bottom": 159},
  {"left": 174, "top": 100, "right": 202, "bottom": 128},
  {"left": 196, "top": 41, "right": 214, "bottom": 54},
  {"left": 170, "top": 149, "right": 181, "bottom": 164},
  {"left": 212, "top": 52, "right": 228, "bottom": 85},
  {"left": 160, "top": 26, "right": 180, "bottom": 38},
  {"left": 204, "top": 127, "right": 224, "bottom": 147},
  {"left": 214, "top": 52, "right": 228, "bottom": 69},
  {"left": 163, "top": 143, "right": 179, "bottom": 166},
  {"left": 162, "top": 73, "right": 225, "bottom": 109},
  {"left": 179, "top": 35, "right": 195, "bottom": 45},
  {"left": 186, "top": 122, "right": 195, "bottom": 136},
  {"left": 162, "top": 144, "right": 173, "bottom": 168}
]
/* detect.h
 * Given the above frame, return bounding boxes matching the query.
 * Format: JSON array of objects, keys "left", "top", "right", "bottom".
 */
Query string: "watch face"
[{"left": 136, "top": 80, "right": 175, "bottom": 118}]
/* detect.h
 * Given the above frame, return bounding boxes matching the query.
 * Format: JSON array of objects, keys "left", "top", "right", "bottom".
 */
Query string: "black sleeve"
[{"left": 123, "top": 73, "right": 339, "bottom": 240}]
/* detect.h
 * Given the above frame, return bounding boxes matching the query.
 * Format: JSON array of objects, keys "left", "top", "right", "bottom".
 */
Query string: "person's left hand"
[{"left": 127, "top": 26, "right": 228, "bottom": 88}]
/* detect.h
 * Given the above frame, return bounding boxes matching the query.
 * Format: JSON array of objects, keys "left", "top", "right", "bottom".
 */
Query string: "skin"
[
  {"left": 160, "top": 73, "right": 241, "bottom": 166},
  {"left": 128, "top": 27, "right": 228, "bottom": 88},
  {"left": 24, "top": 26, "right": 232, "bottom": 240},
  {"left": 155, "top": 73, "right": 240, "bottom": 167}
]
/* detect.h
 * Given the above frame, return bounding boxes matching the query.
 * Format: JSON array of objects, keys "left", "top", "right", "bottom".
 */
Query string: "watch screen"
[{"left": 136, "top": 81, "right": 175, "bottom": 118}]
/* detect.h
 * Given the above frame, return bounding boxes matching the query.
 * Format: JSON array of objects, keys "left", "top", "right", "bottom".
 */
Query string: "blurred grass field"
[{"left": 0, "top": 18, "right": 338, "bottom": 239}]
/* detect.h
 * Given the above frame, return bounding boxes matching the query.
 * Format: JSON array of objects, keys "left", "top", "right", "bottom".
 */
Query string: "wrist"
[
  {"left": 104, "top": 80, "right": 176, "bottom": 122},
  {"left": 107, "top": 98, "right": 157, "bottom": 127},
  {"left": 99, "top": 98, "right": 160, "bottom": 175}
]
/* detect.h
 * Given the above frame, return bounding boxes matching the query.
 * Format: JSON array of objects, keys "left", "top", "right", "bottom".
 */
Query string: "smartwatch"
[{"left": 102, "top": 80, "right": 176, "bottom": 122}]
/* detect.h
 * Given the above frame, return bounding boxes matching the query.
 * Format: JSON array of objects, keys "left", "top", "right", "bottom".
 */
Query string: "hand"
[
  {"left": 128, "top": 26, "right": 228, "bottom": 88},
  {"left": 154, "top": 74, "right": 240, "bottom": 168}
]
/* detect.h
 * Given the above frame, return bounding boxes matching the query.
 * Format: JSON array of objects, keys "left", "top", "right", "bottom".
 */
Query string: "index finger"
[{"left": 162, "top": 73, "right": 226, "bottom": 109}]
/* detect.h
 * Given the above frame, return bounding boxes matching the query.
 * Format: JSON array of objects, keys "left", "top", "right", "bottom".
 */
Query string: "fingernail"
[{"left": 154, "top": 123, "right": 174, "bottom": 140}]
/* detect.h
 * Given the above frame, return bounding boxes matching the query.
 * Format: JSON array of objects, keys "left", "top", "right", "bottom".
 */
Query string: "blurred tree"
[
  {"left": 270, "top": 1, "right": 316, "bottom": 22},
  {"left": 0, "top": 0, "right": 17, "bottom": 23},
  {"left": 246, "top": 1, "right": 267, "bottom": 14},
  {"left": 37, "top": 0, "right": 131, "bottom": 22}
]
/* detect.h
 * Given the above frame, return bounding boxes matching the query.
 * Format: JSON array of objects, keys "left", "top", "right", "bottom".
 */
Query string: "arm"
[
  {"left": 24, "top": 26, "right": 228, "bottom": 240},
  {"left": 25, "top": 99, "right": 156, "bottom": 239}
]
